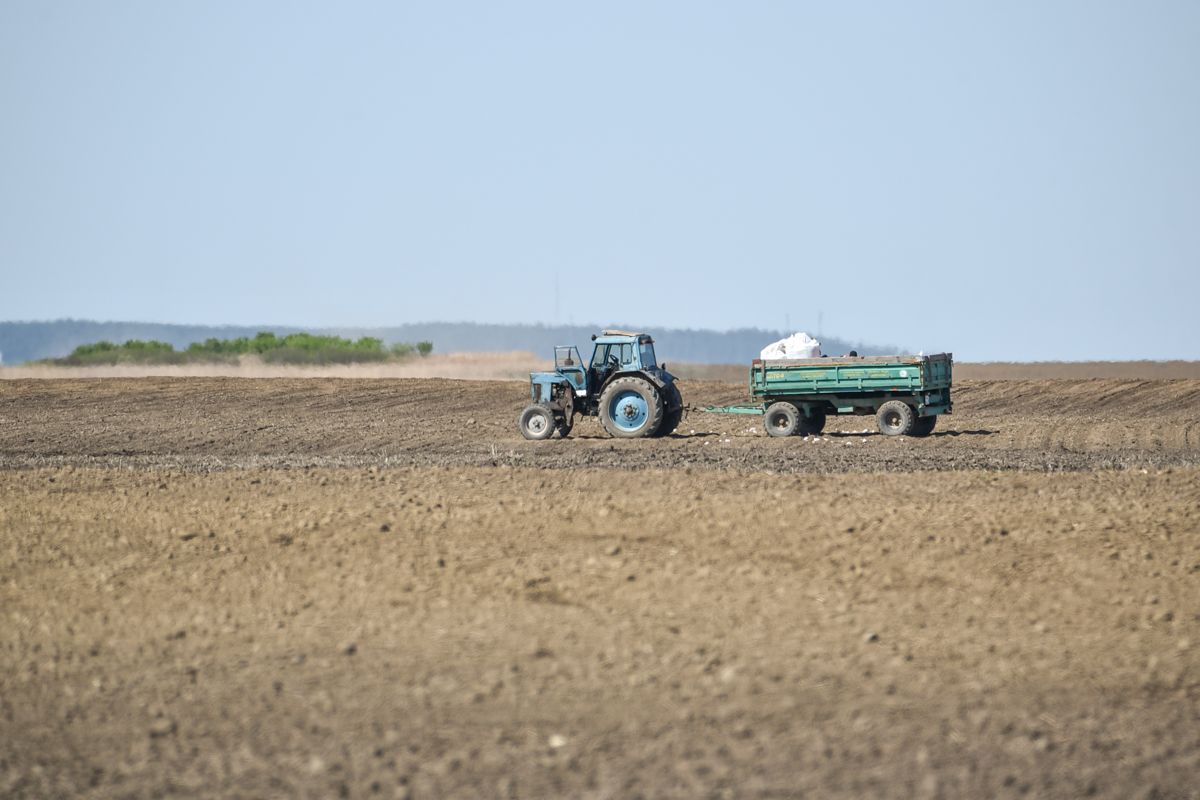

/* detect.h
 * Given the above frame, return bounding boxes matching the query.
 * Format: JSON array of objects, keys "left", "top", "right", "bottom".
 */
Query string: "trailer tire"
[
  {"left": 764, "top": 403, "right": 800, "bottom": 437},
  {"left": 600, "top": 377, "right": 663, "bottom": 439},
  {"left": 519, "top": 404, "right": 556, "bottom": 440},
  {"left": 652, "top": 383, "right": 684, "bottom": 437},
  {"left": 911, "top": 414, "right": 937, "bottom": 437},
  {"left": 798, "top": 407, "right": 827, "bottom": 435},
  {"left": 876, "top": 401, "right": 916, "bottom": 437}
]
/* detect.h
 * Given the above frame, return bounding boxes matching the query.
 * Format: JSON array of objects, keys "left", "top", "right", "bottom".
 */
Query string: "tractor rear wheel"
[
  {"left": 876, "top": 401, "right": 916, "bottom": 437},
  {"left": 518, "top": 404, "right": 556, "bottom": 440},
  {"left": 652, "top": 383, "right": 684, "bottom": 437},
  {"left": 764, "top": 403, "right": 799, "bottom": 437},
  {"left": 911, "top": 414, "right": 937, "bottom": 437},
  {"left": 599, "top": 377, "right": 663, "bottom": 439},
  {"left": 798, "top": 407, "right": 827, "bottom": 435}
]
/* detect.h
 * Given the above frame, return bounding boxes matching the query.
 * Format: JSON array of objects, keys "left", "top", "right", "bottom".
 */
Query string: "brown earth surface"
[
  {"left": 1, "top": 377, "right": 1198, "bottom": 473},
  {"left": 954, "top": 362, "right": 1200, "bottom": 380},
  {"left": 3, "top": 377, "right": 1200, "bottom": 799}
]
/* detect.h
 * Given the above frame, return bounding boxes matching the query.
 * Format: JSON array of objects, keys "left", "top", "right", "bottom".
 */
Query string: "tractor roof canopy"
[{"left": 595, "top": 330, "right": 651, "bottom": 345}]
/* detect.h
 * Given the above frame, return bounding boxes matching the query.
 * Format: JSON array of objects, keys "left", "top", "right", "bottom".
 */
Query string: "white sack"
[{"left": 760, "top": 332, "right": 821, "bottom": 360}]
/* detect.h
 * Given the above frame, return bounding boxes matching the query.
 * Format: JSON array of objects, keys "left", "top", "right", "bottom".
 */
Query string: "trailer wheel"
[
  {"left": 518, "top": 404, "right": 556, "bottom": 440},
  {"left": 764, "top": 402, "right": 799, "bottom": 437},
  {"left": 652, "top": 383, "right": 684, "bottom": 437},
  {"left": 911, "top": 414, "right": 937, "bottom": 437},
  {"left": 600, "top": 377, "right": 663, "bottom": 438},
  {"left": 876, "top": 401, "right": 916, "bottom": 437},
  {"left": 798, "top": 408, "right": 826, "bottom": 435}
]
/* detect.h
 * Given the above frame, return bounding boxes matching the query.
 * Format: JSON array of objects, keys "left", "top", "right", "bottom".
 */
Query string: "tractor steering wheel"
[{"left": 608, "top": 355, "right": 619, "bottom": 369}]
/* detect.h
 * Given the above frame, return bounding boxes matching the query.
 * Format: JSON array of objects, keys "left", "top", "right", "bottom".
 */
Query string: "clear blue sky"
[{"left": 2, "top": 2, "right": 1198, "bottom": 361}]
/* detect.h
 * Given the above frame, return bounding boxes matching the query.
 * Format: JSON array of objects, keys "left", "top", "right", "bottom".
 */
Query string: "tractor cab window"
[
  {"left": 555, "top": 347, "right": 580, "bottom": 369},
  {"left": 616, "top": 343, "right": 635, "bottom": 366},
  {"left": 590, "top": 345, "right": 611, "bottom": 370},
  {"left": 639, "top": 340, "right": 657, "bottom": 368}
]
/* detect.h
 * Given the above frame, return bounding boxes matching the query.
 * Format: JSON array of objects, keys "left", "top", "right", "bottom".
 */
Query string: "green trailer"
[{"left": 702, "top": 353, "right": 953, "bottom": 438}]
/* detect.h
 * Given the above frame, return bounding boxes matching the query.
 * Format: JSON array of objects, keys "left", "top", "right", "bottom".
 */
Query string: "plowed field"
[
  {"left": 2, "top": 378, "right": 1199, "bottom": 473},
  {"left": 2, "top": 378, "right": 1199, "bottom": 799}
]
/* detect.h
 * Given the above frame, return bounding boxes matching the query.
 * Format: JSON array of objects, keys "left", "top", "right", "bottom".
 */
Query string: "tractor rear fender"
[{"left": 645, "top": 370, "right": 681, "bottom": 408}]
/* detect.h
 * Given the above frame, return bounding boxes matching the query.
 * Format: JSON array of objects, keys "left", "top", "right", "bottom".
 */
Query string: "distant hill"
[{"left": 0, "top": 320, "right": 900, "bottom": 366}]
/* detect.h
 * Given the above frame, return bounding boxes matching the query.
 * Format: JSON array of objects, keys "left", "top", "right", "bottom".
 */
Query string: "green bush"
[
  {"left": 390, "top": 341, "right": 434, "bottom": 357},
  {"left": 63, "top": 339, "right": 180, "bottom": 365},
  {"left": 49, "top": 333, "right": 430, "bottom": 366},
  {"left": 121, "top": 339, "right": 174, "bottom": 352},
  {"left": 70, "top": 341, "right": 119, "bottom": 357}
]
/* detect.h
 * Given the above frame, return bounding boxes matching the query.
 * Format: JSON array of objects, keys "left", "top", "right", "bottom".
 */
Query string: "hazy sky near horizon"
[{"left": 2, "top": 2, "right": 1198, "bottom": 361}]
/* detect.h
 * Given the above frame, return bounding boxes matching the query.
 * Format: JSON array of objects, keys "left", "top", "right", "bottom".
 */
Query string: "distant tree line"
[
  {"left": 0, "top": 319, "right": 898, "bottom": 365},
  {"left": 47, "top": 333, "right": 433, "bottom": 366}
]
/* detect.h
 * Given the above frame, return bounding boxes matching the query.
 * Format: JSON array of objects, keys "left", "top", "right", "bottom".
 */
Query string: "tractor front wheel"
[
  {"left": 518, "top": 404, "right": 556, "bottom": 440},
  {"left": 599, "top": 377, "right": 663, "bottom": 439}
]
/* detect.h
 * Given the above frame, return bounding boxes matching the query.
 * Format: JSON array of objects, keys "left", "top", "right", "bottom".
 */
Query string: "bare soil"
[
  {"left": 955, "top": 362, "right": 1200, "bottom": 380},
  {"left": 2, "top": 377, "right": 1200, "bottom": 799},
  {"left": 1, "top": 378, "right": 1198, "bottom": 474}
]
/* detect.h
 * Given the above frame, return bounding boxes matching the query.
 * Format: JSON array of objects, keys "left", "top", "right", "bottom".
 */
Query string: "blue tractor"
[{"left": 518, "top": 330, "right": 684, "bottom": 440}]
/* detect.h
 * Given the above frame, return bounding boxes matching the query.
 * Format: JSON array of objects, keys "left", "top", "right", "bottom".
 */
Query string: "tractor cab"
[{"left": 586, "top": 330, "right": 665, "bottom": 393}]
